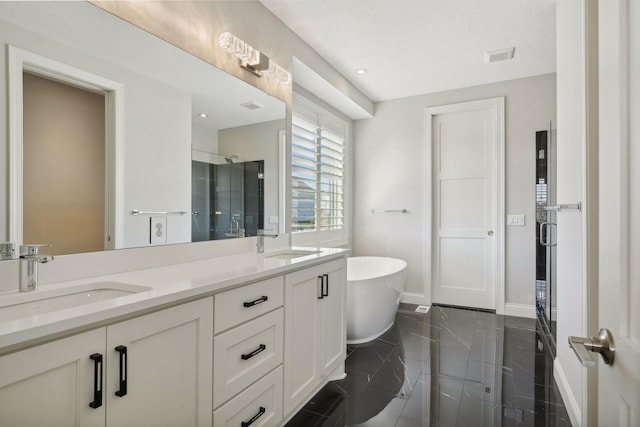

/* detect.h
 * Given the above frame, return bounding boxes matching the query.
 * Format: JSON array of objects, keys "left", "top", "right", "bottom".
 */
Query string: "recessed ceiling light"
[
  {"left": 197, "top": 113, "right": 208, "bottom": 118},
  {"left": 355, "top": 68, "right": 368, "bottom": 75}
]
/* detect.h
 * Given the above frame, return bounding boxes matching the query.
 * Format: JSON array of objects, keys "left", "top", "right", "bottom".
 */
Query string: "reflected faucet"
[
  {"left": 230, "top": 215, "right": 245, "bottom": 238},
  {"left": 0, "top": 242, "right": 16, "bottom": 260},
  {"left": 257, "top": 229, "right": 278, "bottom": 254},
  {"left": 19, "top": 244, "right": 54, "bottom": 292}
]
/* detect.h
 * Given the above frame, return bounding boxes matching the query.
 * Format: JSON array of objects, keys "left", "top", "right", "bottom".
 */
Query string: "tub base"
[
  {"left": 346, "top": 256, "right": 407, "bottom": 346},
  {"left": 347, "top": 320, "right": 395, "bottom": 345}
]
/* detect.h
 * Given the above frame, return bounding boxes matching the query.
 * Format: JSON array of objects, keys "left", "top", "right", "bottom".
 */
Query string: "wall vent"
[
  {"left": 485, "top": 47, "right": 515, "bottom": 63},
  {"left": 241, "top": 101, "right": 264, "bottom": 110}
]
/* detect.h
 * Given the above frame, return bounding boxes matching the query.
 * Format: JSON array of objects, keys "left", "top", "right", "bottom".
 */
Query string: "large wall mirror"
[{"left": 0, "top": 2, "right": 286, "bottom": 256}]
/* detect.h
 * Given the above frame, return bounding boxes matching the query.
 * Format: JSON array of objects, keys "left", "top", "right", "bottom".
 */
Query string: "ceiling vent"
[
  {"left": 241, "top": 101, "right": 264, "bottom": 110},
  {"left": 485, "top": 47, "right": 515, "bottom": 63}
]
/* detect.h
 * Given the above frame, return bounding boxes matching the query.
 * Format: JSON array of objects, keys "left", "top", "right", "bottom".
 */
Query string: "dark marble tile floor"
[{"left": 286, "top": 304, "right": 571, "bottom": 427}]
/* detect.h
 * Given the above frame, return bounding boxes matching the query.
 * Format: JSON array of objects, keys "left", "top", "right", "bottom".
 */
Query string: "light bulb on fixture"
[{"left": 218, "top": 32, "right": 291, "bottom": 84}]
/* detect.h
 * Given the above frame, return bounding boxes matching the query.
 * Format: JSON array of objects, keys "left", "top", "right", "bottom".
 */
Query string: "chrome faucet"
[
  {"left": 256, "top": 229, "right": 278, "bottom": 253},
  {"left": 19, "top": 244, "right": 54, "bottom": 292}
]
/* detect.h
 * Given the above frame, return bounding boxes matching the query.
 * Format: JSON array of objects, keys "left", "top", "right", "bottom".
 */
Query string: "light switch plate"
[
  {"left": 150, "top": 216, "right": 167, "bottom": 244},
  {"left": 507, "top": 214, "right": 525, "bottom": 226}
]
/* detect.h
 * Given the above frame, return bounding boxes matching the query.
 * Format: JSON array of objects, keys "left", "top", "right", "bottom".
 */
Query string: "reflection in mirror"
[
  {"left": 191, "top": 151, "right": 264, "bottom": 241},
  {"left": 0, "top": 2, "right": 286, "bottom": 256}
]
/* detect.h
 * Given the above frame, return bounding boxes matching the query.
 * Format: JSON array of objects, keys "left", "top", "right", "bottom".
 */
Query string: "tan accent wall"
[{"left": 23, "top": 73, "right": 105, "bottom": 255}]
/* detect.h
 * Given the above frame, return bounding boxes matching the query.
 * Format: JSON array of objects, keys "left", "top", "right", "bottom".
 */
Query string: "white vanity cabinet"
[
  {"left": 283, "top": 258, "right": 346, "bottom": 416},
  {"left": 213, "top": 276, "right": 285, "bottom": 427},
  {"left": 0, "top": 328, "right": 106, "bottom": 427},
  {"left": 0, "top": 297, "right": 213, "bottom": 427}
]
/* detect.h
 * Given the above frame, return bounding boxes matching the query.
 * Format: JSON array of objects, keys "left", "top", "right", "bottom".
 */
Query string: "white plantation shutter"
[{"left": 291, "top": 99, "right": 347, "bottom": 246}]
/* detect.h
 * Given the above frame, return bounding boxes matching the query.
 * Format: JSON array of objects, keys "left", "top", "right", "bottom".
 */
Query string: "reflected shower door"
[{"left": 535, "top": 128, "right": 557, "bottom": 354}]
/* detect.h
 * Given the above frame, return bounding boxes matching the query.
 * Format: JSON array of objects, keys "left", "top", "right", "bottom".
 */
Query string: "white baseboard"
[
  {"left": 401, "top": 292, "right": 428, "bottom": 305},
  {"left": 554, "top": 358, "right": 581, "bottom": 427},
  {"left": 503, "top": 303, "right": 537, "bottom": 319}
]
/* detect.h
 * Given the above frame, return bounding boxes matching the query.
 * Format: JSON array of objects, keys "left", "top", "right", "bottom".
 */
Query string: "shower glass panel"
[
  {"left": 535, "top": 127, "right": 557, "bottom": 354},
  {"left": 191, "top": 155, "right": 264, "bottom": 241}
]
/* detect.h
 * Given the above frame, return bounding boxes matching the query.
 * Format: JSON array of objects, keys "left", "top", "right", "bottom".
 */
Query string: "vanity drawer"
[
  {"left": 214, "top": 309, "right": 283, "bottom": 407},
  {"left": 213, "top": 365, "right": 283, "bottom": 427},
  {"left": 214, "top": 276, "right": 284, "bottom": 333}
]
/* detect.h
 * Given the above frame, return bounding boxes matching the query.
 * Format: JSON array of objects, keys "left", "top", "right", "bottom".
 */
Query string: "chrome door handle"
[
  {"left": 568, "top": 328, "right": 615, "bottom": 367},
  {"left": 539, "top": 222, "right": 557, "bottom": 246},
  {"left": 544, "top": 202, "right": 582, "bottom": 212}
]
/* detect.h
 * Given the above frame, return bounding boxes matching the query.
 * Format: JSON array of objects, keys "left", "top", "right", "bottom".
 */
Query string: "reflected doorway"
[{"left": 22, "top": 73, "right": 106, "bottom": 255}]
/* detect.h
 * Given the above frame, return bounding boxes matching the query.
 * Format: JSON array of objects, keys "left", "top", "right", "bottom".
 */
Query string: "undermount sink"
[
  {"left": 0, "top": 282, "right": 151, "bottom": 322},
  {"left": 265, "top": 249, "right": 322, "bottom": 260}
]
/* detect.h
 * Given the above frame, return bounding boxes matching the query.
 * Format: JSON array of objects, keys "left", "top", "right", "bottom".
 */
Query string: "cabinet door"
[
  {"left": 283, "top": 267, "right": 323, "bottom": 415},
  {"left": 320, "top": 262, "right": 346, "bottom": 377},
  {"left": 0, "top": 328, "right": 106, "bottom": 427},
  {"left": 105, "top": 297, "right": 213, "bottom": 427}
]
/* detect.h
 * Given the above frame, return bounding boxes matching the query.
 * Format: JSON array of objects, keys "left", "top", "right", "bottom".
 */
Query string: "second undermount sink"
[
  {"left": 0, "top": 282, "right": 151, "bottom": 322},
  {"left": 265, "top": 249, "right": 322, "bottom": 260}
]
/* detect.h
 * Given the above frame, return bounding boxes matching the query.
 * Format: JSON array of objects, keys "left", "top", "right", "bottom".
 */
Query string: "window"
[{"left": 291, "top": 98, "right": 348, "bottom": 246}]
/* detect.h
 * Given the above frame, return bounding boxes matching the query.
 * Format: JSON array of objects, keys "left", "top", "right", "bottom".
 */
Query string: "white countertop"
[{"left": 0, "top": 247, "right": 349, "bottom": 353}]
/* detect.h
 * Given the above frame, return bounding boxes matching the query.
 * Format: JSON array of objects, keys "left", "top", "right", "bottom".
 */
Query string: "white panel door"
[
  {"left": 283, "top": 264, "right": 323, "bottom": 415},
  {"left": 105, "top": 298, "right": 213, "bottom": 427},
  {"left": 0, "top": 328, "right": 106, "bottom": 427},
  {"left": 431, "top": 99, "right": 502, "bottom": 310},
  {"left": 320, "top": 262, "right": 346, "bottom": 376},
  {"left": 597, "top": 0, "right": 640, "bottom": 423}
]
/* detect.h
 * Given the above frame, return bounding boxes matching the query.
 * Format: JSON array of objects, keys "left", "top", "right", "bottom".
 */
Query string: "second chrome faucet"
[{"left": 256, "top": 229, "right": 278, "bottom": 254}]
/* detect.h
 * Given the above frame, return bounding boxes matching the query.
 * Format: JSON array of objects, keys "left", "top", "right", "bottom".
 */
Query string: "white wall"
[
  {"left": 192, "top": 122, "right": 219, "bottom": 154},
  {"left": 353, "top": 74, "right": 556, "bottom": 309},
  {"left": 218, "top": 119, "right": 286, "bottom": 230},
  {"left": 0, "top": 19, "right": 192, "bottom": 249}
]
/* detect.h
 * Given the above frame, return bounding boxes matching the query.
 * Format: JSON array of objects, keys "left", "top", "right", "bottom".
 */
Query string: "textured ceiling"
[{"left": 261, "top": 0, "right": 556, "bottom": 102}]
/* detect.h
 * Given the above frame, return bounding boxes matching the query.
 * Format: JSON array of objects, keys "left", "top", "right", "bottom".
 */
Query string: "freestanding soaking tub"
[{"left": 346, "top": 256, "right": 407, "bottom": 344}]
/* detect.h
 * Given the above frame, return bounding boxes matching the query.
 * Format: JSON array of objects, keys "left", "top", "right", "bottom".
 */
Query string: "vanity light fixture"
[{"left": 218, "top": 32, "right": 291, "bottom": 84}]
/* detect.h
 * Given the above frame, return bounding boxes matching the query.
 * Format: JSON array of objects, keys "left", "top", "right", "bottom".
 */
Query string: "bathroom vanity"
[{"left": 0, "top": 249, "right": 348, "bottom": 426}]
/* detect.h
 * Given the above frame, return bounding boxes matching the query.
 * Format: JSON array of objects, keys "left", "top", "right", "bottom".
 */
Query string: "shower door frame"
[{"left": 535, "top": 127, "right": 557, "bottom": 355}]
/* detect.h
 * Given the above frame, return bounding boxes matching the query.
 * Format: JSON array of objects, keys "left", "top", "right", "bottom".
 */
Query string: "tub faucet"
[
  {"left": 19, "top": 244, "right": 54, "bottom": 292},
  {"left": 257, "top": 229, "right": 278, "bottom": 254}
]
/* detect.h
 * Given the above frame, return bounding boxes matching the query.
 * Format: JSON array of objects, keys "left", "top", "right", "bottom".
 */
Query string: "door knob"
[
  {"left": 568, "top": 328, "right": 615, "bottom": 367},
  {"left": 487, "top": 230, "right": 494, "bottom": 236}
]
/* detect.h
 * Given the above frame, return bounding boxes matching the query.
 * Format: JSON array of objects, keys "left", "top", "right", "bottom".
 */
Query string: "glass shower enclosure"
[
  {"left": 191, "top": 152, "right": 264, "bottom": 242},
  {"left": 535, "top": 126, "right": 557, "bottom": 355}
]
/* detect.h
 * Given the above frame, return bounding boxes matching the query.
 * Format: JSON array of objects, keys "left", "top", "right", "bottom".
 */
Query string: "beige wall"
[
  {"left": 23, "top": 73, "right": 105, "bottom": 255},
  {"left": 353, "top": 73, "right": 557, "bottom": 309}
]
